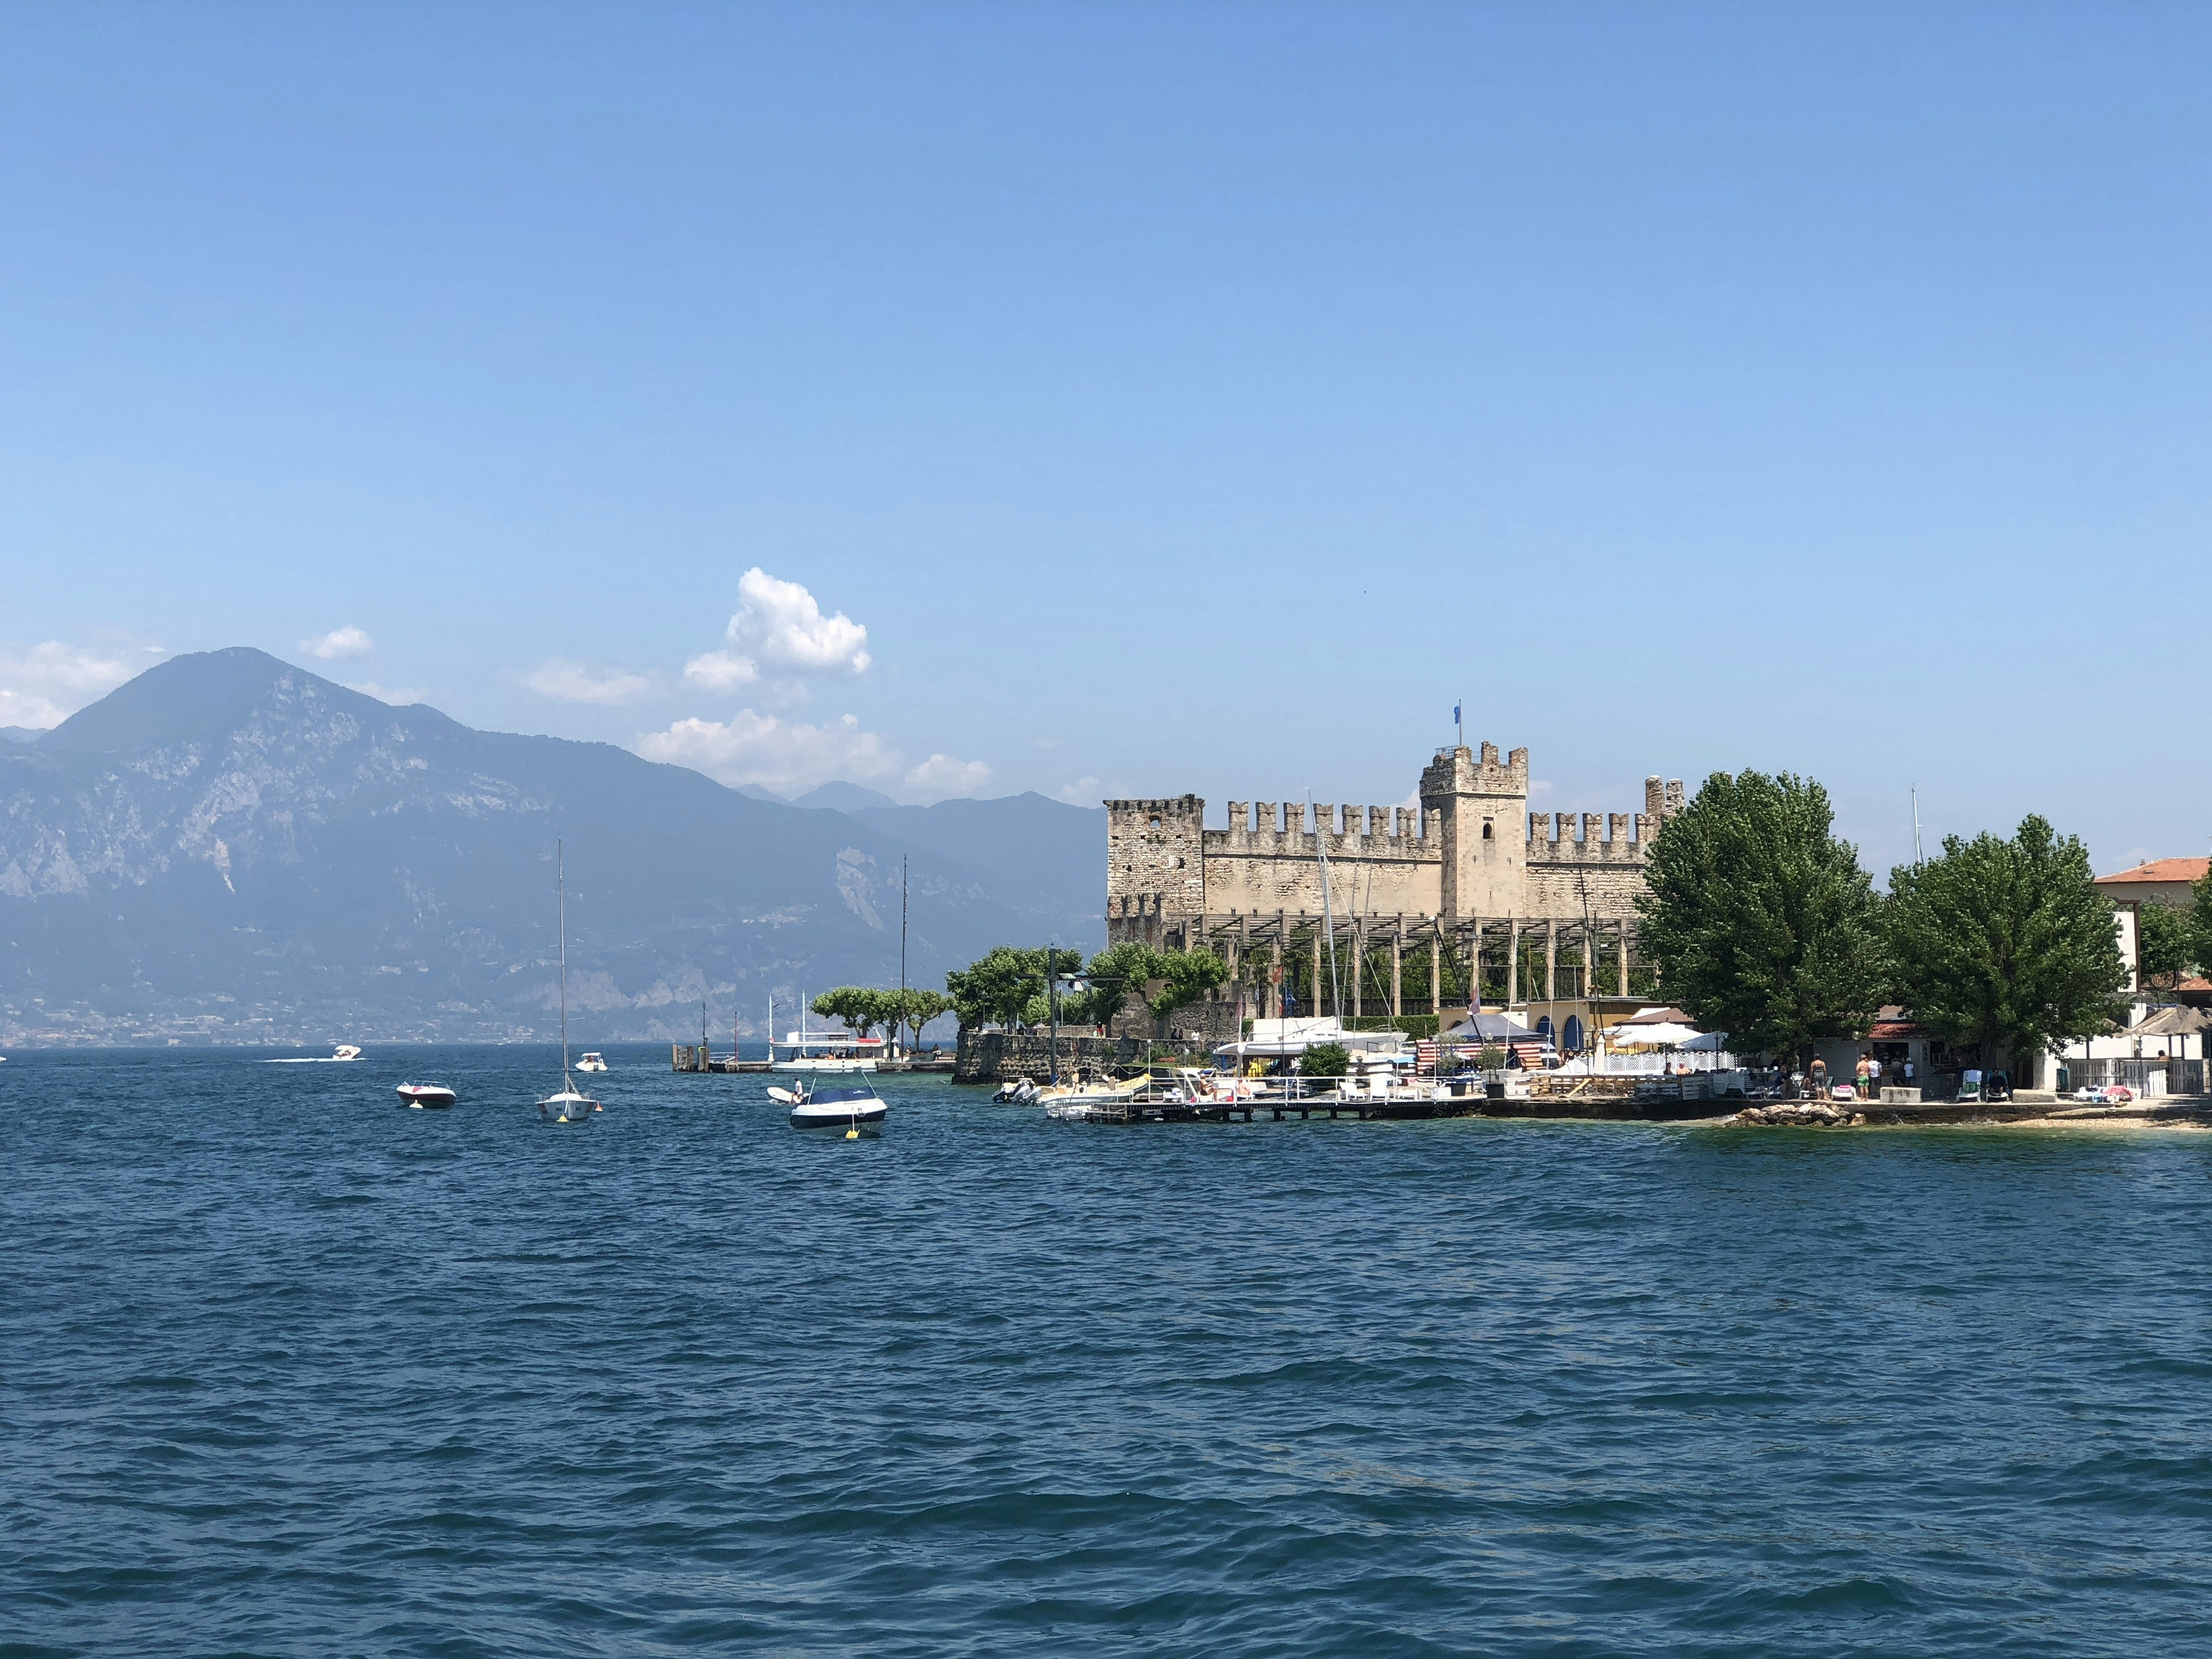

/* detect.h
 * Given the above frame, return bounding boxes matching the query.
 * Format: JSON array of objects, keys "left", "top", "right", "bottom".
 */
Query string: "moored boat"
[
  {"left": 535, "top": 840, "right": 602, "bottom": 1125},
  {"left": 786, "top": 1081, "right": 887, "bottom": 1133},
  {"left": 575, "top": 1052, "right": 608, "bottom": 1073}
]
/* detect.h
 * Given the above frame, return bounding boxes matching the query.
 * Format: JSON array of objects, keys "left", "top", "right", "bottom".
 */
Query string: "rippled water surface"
[{"left": 8, "top": 1047, "right": 2212, "bottom": 1657}]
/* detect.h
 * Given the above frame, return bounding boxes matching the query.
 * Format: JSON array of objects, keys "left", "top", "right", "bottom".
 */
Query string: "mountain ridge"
[{"left": 0, "top": 649, "right": 1103, "bottom": 1043}]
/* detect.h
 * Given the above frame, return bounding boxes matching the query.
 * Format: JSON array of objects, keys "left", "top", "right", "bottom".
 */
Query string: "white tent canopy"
[{"left": 1605, "top": 1022, "right": 1728, "bottom": 1050}]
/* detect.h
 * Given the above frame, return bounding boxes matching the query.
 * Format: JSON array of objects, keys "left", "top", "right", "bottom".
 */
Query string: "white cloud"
[
  {"left": 906, "top": 753, "right": 993, "bottom": 798},
  {"left": 521, "top": 658, "right": 652, "bottom": 704},
  {"left": 1054, "top": 776, "right": 1106, "bottom": 805},
  {"left": 696, "top": 568, "right": 871, "bottom": 686},
  {"left": 0, "top": 640, "right": 150, "bottom": 729},
  {"left": 683, "top": 650, "right": 760, "bottom": 691},
  {"left": 344, "top": 680, "right": 429, "bottom": 706},
  {"left": 300, "top": 625, "right": 374, "bottom": 660},
  {"left": 637, "top": 709, "right": 900, "bottom": 795}
]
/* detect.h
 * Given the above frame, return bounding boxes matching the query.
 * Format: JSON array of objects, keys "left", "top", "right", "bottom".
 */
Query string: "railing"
[{"left": 2064, "top": 1058, "right": 2206, "bottom": 1097}]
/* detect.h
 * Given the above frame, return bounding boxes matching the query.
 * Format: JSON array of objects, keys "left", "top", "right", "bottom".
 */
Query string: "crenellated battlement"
[
  {"left": 1523, "top": 808, "right": 1660, "bottom": 865},
  {"left": 1103, "top": 740, "right": 1684, "bottom": 943}
]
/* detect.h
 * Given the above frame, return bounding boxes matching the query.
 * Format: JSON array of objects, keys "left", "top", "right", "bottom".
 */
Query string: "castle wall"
[{"left": 1104, "top": 746, "right": 1683, "bottom": 942}]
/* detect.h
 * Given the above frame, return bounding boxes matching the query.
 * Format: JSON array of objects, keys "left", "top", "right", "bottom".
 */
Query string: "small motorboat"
[
  {"left": 786, "top": 1081, "right": 887, "bottom": 1135},
  {"left": 397, "top": 1082, "right": 458, "bottom": 1109},
  {"left": 992, "top": 1077, "right": 1040, "bottom": 1104},
  {"left": 334, "top": 1044, "right": 363, "bottom": 1062},
  {"left": 574, "top": 1052, "right": 608, "bottom": 1073}
]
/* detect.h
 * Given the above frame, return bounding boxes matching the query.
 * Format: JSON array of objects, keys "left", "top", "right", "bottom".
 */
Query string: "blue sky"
[{"left": 3, "top": 4, "right": 2205, "bottom": 875}]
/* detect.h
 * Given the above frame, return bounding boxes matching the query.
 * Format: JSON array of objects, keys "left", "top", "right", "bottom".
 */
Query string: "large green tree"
[
  {"left": 2193, "top": 866, "right": 2212, "bottom": 984},
  {"left": 892, "top": 988, "right": 952, "bottom": 1049},
  {"left": 1637, "top": 770, "right": 1885, "bottom": 1060},
  {"left": 1073, "top": 941, "right": 1159, "bottom": 1035},
  {"left": 1064, "top": 941, "right": 1229, "bottom": 1033},
  {"left": 1885, "top": 815, "right": 2128, "bottom": 1068},
  {"left": 944, "top": 946, "right": 1084, "bottom": 1031},
  {"left": 810, "top": 986, "right": 896, "bottom": 1040},
  {"left": 2135, "top": 899, "right": 2199, "bottom": 992}
]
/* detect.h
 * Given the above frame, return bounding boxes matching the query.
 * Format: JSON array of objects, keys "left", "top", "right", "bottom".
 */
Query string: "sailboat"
[{"left": 538, "top": 839, "right": 601, "bottom": 1124}]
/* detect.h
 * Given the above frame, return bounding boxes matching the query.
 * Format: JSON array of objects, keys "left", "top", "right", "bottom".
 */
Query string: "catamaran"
[{"left": 537, "top": 839, "right": 601, "bottom": 1125}]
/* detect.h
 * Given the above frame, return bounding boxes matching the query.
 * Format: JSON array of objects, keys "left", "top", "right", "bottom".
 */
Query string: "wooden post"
[
  {"left": 1273, "top": 912, "right": 1286, "bottom": 1019},
  {"left": 1391, "top": 917, "right": 1403, "bottom": 1018},
  {"left": 1428, "top": 919, "right": 1442, "bottom": 1014},
  {"left": 1351, "top": 920, "right": 1364, "bottom": 1020},
  {"left": 1471, "top": 919, "right": 1484, "bottom": 1012},
  {"left": 1310, "top": 924, "right": 1322, "bottom": 1019},
  {"left": 1507, "top": 918, "right": 1521, "bottom": 1008},
  {"left": 1618, "top": 919, "right": 1631, "bottom": 998},
  {"left": 1545, "top": 919, "right": 1558, "bottom": 1005}
]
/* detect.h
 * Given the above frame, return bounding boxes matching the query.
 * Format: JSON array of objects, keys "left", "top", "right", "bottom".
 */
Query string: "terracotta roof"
[
  {"left": 1869, "top": 1020, "right": 1927, "bottom": 1040},
  {"left": 2096, "top": 857, "right": 2210, "bottom": 887}
]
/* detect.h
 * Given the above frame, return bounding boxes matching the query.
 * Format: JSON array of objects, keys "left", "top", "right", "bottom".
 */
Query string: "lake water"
[{"left": 8, "top": 1046, "right": 2211, "bottom": 1656}]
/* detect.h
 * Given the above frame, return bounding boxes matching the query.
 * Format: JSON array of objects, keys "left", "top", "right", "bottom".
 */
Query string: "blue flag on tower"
[{"left": 1453, "top": 702, "right": 1460, "bottom": 724}]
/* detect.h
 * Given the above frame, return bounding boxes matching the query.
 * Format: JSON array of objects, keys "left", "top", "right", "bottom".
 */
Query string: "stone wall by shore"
[{"left": 953, "top": 1031, "right": 1210, "bottom": 1085}]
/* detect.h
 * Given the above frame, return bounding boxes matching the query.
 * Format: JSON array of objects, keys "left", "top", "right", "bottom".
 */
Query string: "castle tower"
[
  {"left": 1419, "top": 742, "right": 1529, "bottom": 921},
  {"left": 1104, "top": 794, "right": 1206, "bottom": 944}
]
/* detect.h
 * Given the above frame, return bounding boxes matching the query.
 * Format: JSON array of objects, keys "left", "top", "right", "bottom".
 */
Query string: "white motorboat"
[
  {"left": 536, "top": 840, "right": 602, "bottom": 1125},
  {"left": 1034, "top": 1072, "right": 1150, "bottom": 1109},
  {"left": 334, "top": 1044, "right": 363, "bottom": 1062},
  {"left": 574, "top": 1052, "right": 608, "bottom": 1073},
  {"left": 786, "top": 1081, "right": 887, "bottom": 1133},
  {"left": 992, "top": 1077, "right": 1040, "bottom": 1104},
  {"left": 397, "top": 1082, "right": 457, "bottom": 1109}
]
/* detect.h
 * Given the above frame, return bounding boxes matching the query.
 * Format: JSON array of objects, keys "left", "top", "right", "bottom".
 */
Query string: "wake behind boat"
[{"left": 266, "top": 1043, "right": 364, "bottom": 1064}]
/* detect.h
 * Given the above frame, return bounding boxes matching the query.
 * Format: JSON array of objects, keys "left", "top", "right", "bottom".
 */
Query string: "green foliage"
[
  {"left": 891, "top": 987, "right": 952, "bottom": 1048},
  {"left": 1302, "top": 1041, "right": 1350, "bottom": 1078},
  {"left": 944, "top": 947, "right": 1082, "bottom": 1031},
  {"left": 1475, "top": 1043, "right": 1507, "bottom": 1073},
  {"left": 2136, "top": 899, "right": 2199, "bottom": 991},
  {"left": 1637, "top": 770, "right": 1885, "bottom": 1060},
  {"left": 810, "top": 986, "right": 895, "bottom": 1039},
  {"left": 1054, "top": 943, "right": 1230, "bottom": 1031},
  {"left": 2195, "top": 866, "right": 2212, "bottom": 984},
  {"left": 1147, "top": 948, "right": 1227, "bottom": 1023},
  {"left": 1886, "top": 815, "right": 2129, "bottom": 1066},
  {"left": 1071, "top": 940, "right": 1155, "bottom": 1032}
]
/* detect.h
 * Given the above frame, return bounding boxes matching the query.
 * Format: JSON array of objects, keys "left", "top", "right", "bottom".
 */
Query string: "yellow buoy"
[{"left": 845, "top": 1128, "right": 859, "bottom": 1139}]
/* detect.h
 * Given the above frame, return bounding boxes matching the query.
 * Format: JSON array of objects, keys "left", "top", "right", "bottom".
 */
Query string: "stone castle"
[{"left": 1104, "top": 741, "right": 1685, "bottom": 1013}]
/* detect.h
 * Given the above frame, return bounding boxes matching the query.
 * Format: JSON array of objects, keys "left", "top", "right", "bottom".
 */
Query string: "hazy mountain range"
[{"left": 0, "top": 650, "right": 1104, "bottom": 1045}]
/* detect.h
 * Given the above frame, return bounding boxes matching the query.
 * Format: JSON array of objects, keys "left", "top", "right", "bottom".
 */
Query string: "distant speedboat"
[
  {"left": 574, "top": 1052, "right": 608, "bottom": 1073},
  {"left": 397, "top": 1082, "right": 457, "bottom": 1109},
  {"left": 334, "top": 1045, "right": 363, "bottom": 1062},
  {"left": 786, "top": 1081, "right": 887, "bottom": 1134}
]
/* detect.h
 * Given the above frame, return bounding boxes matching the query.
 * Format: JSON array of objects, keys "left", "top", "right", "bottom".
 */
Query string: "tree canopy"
[
  {"left": 1068, "top": 941, "right": 1228, "bottom": 1032},
  {"left": 2135, "top": 899, "right": 2198, "bottom": 992},
  {"left": 2194, "top": 866, "right": 2212, "bottom": 984},
  {"left": 1885, "top": 815, "right": 2128, "bottom": 1067},
  {"left": 810, "top": 986, "right": 894, "bottom": 1040},
  {"left": 1636, "top": 770, "right": 1885, "bottom": 1059},
  {"left": 944, "top": 946, "right": 1082, "bottom": 1031}
]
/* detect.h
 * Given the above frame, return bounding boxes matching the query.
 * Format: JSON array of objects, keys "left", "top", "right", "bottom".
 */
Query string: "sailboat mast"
[{"left": 557, "top": 839, "right": 569, "bottom": 1080}]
